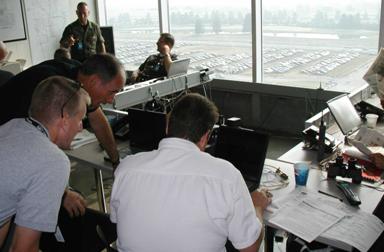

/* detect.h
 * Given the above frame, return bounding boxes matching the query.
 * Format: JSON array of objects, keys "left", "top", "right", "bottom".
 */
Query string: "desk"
[
  {"left": 66, "top": 140, "right": 130, "bottom": 213},
  {"left": 265, "top": 158, "right": 383, "bottom": 252}
]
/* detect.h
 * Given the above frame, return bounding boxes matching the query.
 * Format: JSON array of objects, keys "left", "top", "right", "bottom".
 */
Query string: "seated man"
[
  {"left": 130, "top": 33, "right": 178, "bottom": 83},
  {"left": 0, "top": 76, "right": 90, "bottom": 251},
  {"left": 110, "top": 93, "right": 271, "bottom": 252}
]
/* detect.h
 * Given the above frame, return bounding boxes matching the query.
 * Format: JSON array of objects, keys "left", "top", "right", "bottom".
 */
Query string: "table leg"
[
  {"left": 264, "top": 226, "right": 276, "bottom": 252},
  {"left": 94, "top": 168, "right": 107, "bottom": 213}
]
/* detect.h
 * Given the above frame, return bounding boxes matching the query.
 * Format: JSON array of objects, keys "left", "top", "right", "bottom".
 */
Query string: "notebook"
[
  {"left": 213, "top": 125, "right": 270, "bottom": 192},
  {"left": 167, "top": 58, "right": 190, "bottom": 78},
  {"left": 326, "top": 94, "right": 362, "bottom": 136}
]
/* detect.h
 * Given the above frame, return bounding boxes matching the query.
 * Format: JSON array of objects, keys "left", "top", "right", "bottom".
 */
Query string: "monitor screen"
[
  {"left": 100, "top": 26, "right": 115, "bottom": 55},
  {"left": 128, "top": 108, "right": 166, "bottom": 151},
  {"left": 327, "top": 94, "right": 362, "bottom": 135},
  {"left": 213, "top": 126, "right": 269, "bottom": 183}
]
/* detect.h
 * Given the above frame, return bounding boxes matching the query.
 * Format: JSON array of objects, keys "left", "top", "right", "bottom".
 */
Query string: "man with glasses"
[
  {"left": 0, "top": 76, "right": 90, "bottom": 252},
  {"left": 130, "top": 33, "right": 178, "bottom": 83},
  {"left": 0, "top": 53, "right": 125, "bottom": 220}
]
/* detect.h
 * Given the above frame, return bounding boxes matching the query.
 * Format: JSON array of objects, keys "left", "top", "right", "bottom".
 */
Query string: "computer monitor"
[
  {"left": 100, "top": 26, "right": 115, "bottom": 55},
  {"left": 127, "top": 108, "right": 166, "bottom": 151},
  {"left": 326, "top": 94, "right": 362, "bottom": 136},
  {"left": 213, "top": 126, "right": 270, "bottom": 185}
]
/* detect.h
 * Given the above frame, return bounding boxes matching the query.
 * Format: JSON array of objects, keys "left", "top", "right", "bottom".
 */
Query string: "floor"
[{"left": 68, "top": 135, "right": 300, "bottom": 251}]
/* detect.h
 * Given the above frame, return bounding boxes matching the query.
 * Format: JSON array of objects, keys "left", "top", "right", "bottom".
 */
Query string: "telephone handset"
[
  {"left": 302, "top": 125, "right": 336, "bottom": 154},
  {"left": 112, "top": 115, "right": 130, "bottom": 140}
]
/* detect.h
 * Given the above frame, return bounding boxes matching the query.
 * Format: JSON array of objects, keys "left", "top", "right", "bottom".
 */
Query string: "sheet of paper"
[
  {"left": 321, "top": 208, "right": 384, "bottom": 252},
  {"left": 268, "top": 200, "right": 345, "bottom": 242},
  {"left": 348, "top": 138, "right": 372, "bottom": 156},
  {"left": 266, "top": 189, "right": 345, "bottom": 242}
]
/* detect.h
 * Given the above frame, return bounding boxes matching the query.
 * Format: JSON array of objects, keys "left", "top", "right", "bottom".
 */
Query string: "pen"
[{"left": 318, "top": 190, "right": 343, "bottom": 202}]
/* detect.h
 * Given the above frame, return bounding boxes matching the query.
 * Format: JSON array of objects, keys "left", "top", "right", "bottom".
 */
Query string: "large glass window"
[
  {"left": 105, "top": 0, "right": 159, "bottom": 70},
  {"left": 168, "top": 1, "right": 252, "bottom": 82},
  {"left": 263, "top": 0, "right": 381, "bottom": 92},
  {"left": 103, "top": 0, "right": 381, "bottom": 93}
]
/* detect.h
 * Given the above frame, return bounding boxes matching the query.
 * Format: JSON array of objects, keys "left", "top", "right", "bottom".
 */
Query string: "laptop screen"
[
  {"left": 127, "top": 108, "right": 166, "bottom": 151},
  {"left": 213, "top": 126, "right": 269, "bottom": 185},
  {"left": 327, "top": 94, "right": 362, "bottom": 135},
  {"left": 167, "top": 58, "right": 190, "bottom": 78}
]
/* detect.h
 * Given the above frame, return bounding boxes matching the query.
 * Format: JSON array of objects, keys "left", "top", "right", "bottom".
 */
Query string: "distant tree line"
[
  {"left": 108, "top": 8, "right": 379, "bottom": 34},
  {"left": 263, "top": 9, "right": 379, "bottom": 30}
]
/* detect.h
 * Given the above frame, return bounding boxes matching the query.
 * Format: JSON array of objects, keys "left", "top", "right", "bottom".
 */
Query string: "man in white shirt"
[{"left": 110, "top": 93, "right": 271, "bottom": 252}]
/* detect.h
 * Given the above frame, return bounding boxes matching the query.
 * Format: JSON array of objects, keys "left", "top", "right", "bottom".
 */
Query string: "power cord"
[{"left": 260, "top": 164, "right": 289, "bottom": 190}]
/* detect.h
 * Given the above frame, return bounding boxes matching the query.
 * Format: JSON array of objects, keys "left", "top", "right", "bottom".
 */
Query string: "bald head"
[{"left": 0, "top": 41, "right": 8, "bottom": 61}]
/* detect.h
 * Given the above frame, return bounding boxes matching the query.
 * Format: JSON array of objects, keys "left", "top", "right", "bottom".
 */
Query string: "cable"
[{"left": 260, "top": 164, "right": 289, "bottom": 190}]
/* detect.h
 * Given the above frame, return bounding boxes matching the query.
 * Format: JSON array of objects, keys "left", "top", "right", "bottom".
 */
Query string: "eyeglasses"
[{"left": 61, "top": 82, "right": 82, "bottom": 118}]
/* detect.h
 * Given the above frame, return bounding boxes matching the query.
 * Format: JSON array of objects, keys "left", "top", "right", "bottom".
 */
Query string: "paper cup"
[{"left": 366, "top": 114, "right": 378, "bottom": 128}]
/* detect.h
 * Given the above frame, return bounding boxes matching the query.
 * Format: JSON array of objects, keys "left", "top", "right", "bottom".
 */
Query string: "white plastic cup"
[{"left": 366, "top": 114, "right": 379, "bottom": 128}]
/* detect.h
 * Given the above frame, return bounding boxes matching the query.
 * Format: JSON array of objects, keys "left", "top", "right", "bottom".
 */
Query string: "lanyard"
[{"left": 25, "top": 117, "right": 49, "bottom": 138}]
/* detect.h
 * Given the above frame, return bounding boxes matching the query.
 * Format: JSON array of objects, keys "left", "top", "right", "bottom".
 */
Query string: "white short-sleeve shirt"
[{"left": 110, "top": 137, "right": 261, "bottom": 252}]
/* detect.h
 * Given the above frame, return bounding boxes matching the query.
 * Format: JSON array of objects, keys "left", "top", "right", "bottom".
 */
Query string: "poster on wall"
[{"left": 0, "top": 0, "right": 26, "bottom": 42}]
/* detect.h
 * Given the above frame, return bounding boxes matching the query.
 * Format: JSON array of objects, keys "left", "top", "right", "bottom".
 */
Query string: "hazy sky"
[{"left": 106, "top": 0, "right": 380, "bottom": 18}]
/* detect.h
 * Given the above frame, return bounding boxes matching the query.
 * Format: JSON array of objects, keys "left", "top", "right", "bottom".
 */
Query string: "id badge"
[{"left": 77, "top": 41, "right": 83, "bottom": 50}]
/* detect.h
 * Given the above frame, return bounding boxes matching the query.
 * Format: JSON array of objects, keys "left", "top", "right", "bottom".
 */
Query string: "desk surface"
[
  {"left": 66, "top": 140, "right": 130, "bottom": 173},
  {"left": 266, "top": 159, "right": 383, "bottom": 214}
]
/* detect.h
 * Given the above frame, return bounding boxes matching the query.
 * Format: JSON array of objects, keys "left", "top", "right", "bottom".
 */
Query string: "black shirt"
[
  {"left": 0, "top": 59, "right": 79, "bottom": 125},
  {"left": 136, "top": 53, "right": 177, "bottom": 82}
]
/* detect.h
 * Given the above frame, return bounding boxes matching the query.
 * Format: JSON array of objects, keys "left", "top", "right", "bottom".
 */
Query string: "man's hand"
[
  {"left": 251, "top": 189, "right": 272, "bottom": 211},
  {"left": 159, "top": 44, "right": 171, "bottom": 55},
  {"left": 61, "top": 35, "right": 76, "bottom": 49},
  {"left": 370, "top": 153, "right": 384, "bottom": 169},
  {"left": 63, "top": 189, "right": 87, "bottom": 218}
]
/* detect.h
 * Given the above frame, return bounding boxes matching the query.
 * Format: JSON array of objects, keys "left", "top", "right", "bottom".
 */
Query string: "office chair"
[{"left": 96, "top": 225, "right": 117, "bottom": 252}]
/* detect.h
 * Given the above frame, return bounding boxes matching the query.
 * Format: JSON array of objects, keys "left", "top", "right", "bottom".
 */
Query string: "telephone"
[
  {"left": 112, "top": 115, "right": 130, "bottom": 140},
  {"left": 355, "top": 100, "right": 384, "bottom": 121},
  {"left": 302, "top": 125, "right": 336, "bottom": 154}
]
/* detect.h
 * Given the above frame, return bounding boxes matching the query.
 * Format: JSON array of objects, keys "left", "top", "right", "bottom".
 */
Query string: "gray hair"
[{"left": 29, "top": 76, "right": 90, "bottom": 124}]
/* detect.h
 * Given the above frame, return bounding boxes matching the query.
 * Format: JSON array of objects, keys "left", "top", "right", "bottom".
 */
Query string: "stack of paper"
[
  {"left": 265, "top": 189, "right": 384, "bottom": 252},
  {"left": 348, "top": 126, "right": 384, "bottom": 157}
]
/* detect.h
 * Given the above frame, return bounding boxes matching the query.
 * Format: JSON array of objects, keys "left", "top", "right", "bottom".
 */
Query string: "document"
[
  {"left": 320, "top": 206, "right": 384, "bottom": 252},
  {"left": 265, "top": 189, "right": 384, "bottom": 251},
  {"left": 348, "top": 126, "right": 384, "bottom": 157},
  {"left": 267, "top": 189, "right": 345, "bottom": 242}
]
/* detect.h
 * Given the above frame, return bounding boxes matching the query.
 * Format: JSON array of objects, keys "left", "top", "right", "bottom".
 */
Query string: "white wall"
[{"left": 4, "top": 0, "right": 97, "bottom": 68}]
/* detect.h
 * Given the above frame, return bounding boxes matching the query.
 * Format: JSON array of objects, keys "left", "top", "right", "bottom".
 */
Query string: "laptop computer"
[
  {"left": 127, "top": 108, "right": 167, "bottom": 151},
  {"left": 326, "top": 94, "right": 362, "bottom": 136},
  {"left": 167, "top": 58, "right": 190, "bottom": 78},
  {"left": 213, "top": 125, "right": 270, "bottom": 192}
]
